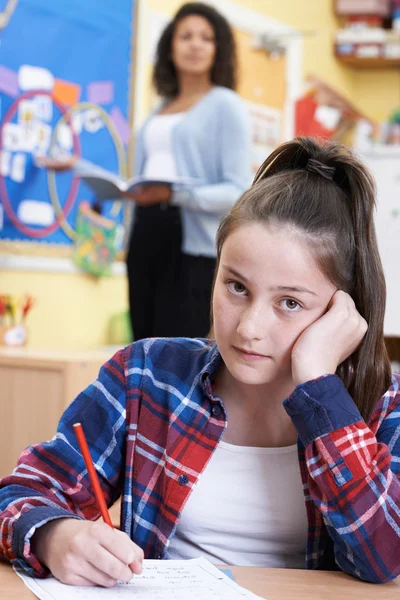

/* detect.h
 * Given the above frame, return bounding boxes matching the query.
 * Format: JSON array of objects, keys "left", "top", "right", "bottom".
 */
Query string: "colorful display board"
[{"left": 0, "top": 0, "right": 135, "bottom": 247}]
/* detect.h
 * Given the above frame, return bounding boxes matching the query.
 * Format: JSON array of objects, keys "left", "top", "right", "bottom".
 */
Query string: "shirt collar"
[{"left": 200, "top": 342, "right": 223, "bottom": 398}]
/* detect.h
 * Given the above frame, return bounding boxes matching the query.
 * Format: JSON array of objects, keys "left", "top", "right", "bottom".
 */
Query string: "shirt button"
[
  {"left": 156, "top": 553, "right": 162, "bottom": 559},
  {"left": 212, "top": 405, "right": 222, "bottom": 417},
  {"left": 178, "top": 474, "right": 189, "bottom": 485}
]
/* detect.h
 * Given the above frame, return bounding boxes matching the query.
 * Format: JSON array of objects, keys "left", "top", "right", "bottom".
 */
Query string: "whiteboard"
[{"left": 361, "top": 147, "right": 400, "bottom": 336}]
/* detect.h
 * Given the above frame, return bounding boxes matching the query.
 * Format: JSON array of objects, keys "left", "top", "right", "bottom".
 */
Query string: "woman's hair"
[
  {"left": 153, "top": 2, "right": 237, "bottom": 97},
  {"left": 215, "top": 136, "right": 391, "bottom": 421}
]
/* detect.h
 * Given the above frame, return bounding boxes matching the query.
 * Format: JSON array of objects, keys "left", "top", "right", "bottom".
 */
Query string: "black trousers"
[
  {"left": 126, "top": 204, "right": 182, "bottom": 340},
  {"left": 178, "top": 253, "right": 216, "bottom": 338},
  {"left": 126, "top": 204, "right": 216, "bottom": 340}
]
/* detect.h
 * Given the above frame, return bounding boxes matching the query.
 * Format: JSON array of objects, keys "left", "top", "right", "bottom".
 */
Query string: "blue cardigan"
[{"left": 134, "top": 87, "right": 252, "bottom": 257}]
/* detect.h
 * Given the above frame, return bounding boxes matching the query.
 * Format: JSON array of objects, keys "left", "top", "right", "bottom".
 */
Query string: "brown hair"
[
  {"left": 153, "top": 2, "right": 237, "bottom": 98},
  {"left": 215, "top": 136, "right": 391, "bottom": 421}
]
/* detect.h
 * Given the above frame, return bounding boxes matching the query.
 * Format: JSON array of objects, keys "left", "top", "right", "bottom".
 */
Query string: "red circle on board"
[{"left": 0, "top": 89, "right": 81, "bottom": 238}]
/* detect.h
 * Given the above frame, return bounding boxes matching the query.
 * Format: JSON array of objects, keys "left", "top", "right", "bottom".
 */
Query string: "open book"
[{"left": 75, "top": 160, "right": 197, "bottom": 202}]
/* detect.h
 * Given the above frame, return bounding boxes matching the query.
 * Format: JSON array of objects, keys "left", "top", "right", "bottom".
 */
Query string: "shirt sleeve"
[
  {"left": 284, "top": 375, "right": 400, "bottom": 583},
  {"left": 0, "top": 348, "right": 128, "bottom": 577},
  {"left": 171, "top": 94, "right": 252, "bottom": 214}
]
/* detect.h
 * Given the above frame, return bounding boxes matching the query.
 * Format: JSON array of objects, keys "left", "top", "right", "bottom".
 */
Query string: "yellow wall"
[
  {"left": 1, "top": 269, "right": 128, "bottom": 349},
  {"left": 353, "top": 70, "right": 400, "bottom": 122}
]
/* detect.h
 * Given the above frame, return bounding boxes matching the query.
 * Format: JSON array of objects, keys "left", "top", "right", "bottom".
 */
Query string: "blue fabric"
[
  {"left": 134, "top": 87, "right": 252, "bottom": 257},
  {"left": 283, "top": 375, "right": 363, "bottom": 446},
  {"left": 13, "top": 505, "right": 82, "bottom": 561}
]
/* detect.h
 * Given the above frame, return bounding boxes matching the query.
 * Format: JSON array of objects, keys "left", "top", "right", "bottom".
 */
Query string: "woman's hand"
[
  {"left": 35, "top": 155, "right": 78, "bottom": 171},
  {"left": 291, "top": 290, "right": 368, "bottom": 387},
  {"left": 122, "top": 184, "right": 172, "bottom": 206},
  {"left": 31, "top": 518, "right": 144, "bottom": 588}
]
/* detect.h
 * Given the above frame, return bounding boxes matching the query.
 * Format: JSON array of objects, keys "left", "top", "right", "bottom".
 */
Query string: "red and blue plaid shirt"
[{"left": 1, "top": 337, "right": 400, "bottom": 583}]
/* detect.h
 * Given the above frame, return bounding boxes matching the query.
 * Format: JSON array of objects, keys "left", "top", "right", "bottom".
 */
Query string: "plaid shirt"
[{"left": 1, "top": 338, "right": 400, "bottom": 583}]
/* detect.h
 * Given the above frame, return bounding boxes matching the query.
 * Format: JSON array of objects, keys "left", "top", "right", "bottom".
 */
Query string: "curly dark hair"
[{"left": 153, "top": 3, "right": 237, "bottom": 97}]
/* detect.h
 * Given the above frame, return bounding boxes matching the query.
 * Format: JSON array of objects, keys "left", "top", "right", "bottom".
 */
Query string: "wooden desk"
[
  {"left": 0, "top": 562, "right": 398, "bottom": 599},
  {"left": 0, "top": 347, "right": 112, "bottom": 478}
]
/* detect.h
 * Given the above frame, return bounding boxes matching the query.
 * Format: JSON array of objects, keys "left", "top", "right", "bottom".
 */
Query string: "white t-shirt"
[
  {"left": 167, "top": 440, "right": 308, "bottom": 568},
  {"left": 143, "top": 112, "right": 184, "bottom": 179}
]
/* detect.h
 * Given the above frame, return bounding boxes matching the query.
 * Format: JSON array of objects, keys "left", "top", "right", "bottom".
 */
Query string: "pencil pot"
[{"left": 0, "top": 324, "right": 28, "bottom": 346}]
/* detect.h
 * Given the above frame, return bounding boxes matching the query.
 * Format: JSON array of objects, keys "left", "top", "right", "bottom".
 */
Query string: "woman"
[{"left": 126, "top": 2, "right": 251, "bottom": 340}]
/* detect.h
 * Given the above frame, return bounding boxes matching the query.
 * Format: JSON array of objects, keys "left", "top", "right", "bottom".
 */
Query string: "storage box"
[{"left": 335, "top": 0, "right": 391, "bottom": 16}]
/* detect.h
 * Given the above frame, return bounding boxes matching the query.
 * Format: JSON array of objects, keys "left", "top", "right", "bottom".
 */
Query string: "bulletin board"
[{"left": 0, "top": 0, "right": 136, "bottom": 256}]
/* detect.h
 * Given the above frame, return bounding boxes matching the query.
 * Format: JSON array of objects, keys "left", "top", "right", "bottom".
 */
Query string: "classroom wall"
[
  {"left": 0, "top": 268, "right": 128, "bottom": 349},
  {"left": 353, "top": 70, "right": 400, "bottom": 122},
  {"left": 3, "top": 1, "right": 396, "bottom": 350}
]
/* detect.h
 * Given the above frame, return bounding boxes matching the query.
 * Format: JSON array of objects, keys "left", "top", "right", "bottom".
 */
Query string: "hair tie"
[{"left": 306, "top": 158, "right": 335, "bottom": 181}]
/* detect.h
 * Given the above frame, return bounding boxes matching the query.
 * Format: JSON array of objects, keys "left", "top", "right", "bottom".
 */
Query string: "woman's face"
[
  {"left": 212, "top": 222, "right": 337, "bottom": 389},
  {"left": 171, "top": 15, "right": 216, "bottom": 78}
]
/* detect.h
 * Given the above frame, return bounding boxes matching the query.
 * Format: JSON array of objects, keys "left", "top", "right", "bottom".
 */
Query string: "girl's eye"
[
  {"left": 227, "top": 281, "right": 247, "bottom": 296},
  {"left": 280, "top": 298, "right": 301, "bottom": 312}
]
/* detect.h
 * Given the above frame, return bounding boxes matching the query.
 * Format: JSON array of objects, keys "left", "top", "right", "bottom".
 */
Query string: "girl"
[{"left": 1, "top": 137, "right": 399, "bottom": 587}]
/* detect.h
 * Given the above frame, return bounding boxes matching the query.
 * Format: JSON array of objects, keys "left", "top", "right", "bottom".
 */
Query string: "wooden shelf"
[{"left": 335, "top": 54, "right": 400, "bottom": 68}]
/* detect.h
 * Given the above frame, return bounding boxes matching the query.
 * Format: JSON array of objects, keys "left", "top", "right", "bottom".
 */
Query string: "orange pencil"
[{"left": 73, "top": 422, "right": 113, "bottom": 528}]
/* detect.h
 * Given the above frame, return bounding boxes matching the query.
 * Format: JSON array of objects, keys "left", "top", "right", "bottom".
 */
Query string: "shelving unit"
[
  {"left": 333, "top": 1, "right": 400, "bottom": 69},
  {"left": 335, "top": 53, "right": 400, "bottom": 68}
]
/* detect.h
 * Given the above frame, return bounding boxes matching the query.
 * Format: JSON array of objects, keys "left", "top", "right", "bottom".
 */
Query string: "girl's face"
[
  {"left": 171, "top": 15, "right": 216, "bottom": 77},
  {"left": 212, "top": 222, "right": 337, "bottom": 389}
]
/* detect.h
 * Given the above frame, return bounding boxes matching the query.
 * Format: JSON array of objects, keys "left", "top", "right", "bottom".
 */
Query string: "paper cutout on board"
[
  {"left": 0, "top": 150, "right": 11, "bottom": 176},
  {"left": 10, "top": 153, "right": 26, "bottom": 182},
  {"left": 56, "top": 122, "right": 73, "bottom": 150},
  {"left": 87, "top": 80, "right": 114, "bottom": 105},
  {"left": 34, "top": 95, "right": 53, "bottom": 122},
  {"left": 2, "top": 122, "right": 22, "bottom": 151},
  {"left": 0, "top": 65, "right": 18, "bottom": 97},
  {"left": 19, "top": 65, "right": 54, "bottom": 92},
  {"left": 35, "top": 122, "right": 52, "bottom": 154},
  {"left": 53, "top": 78, "right": 81, "bottom": 107},
  {"left": 18, "top": 99, "right": 38, "bottom": 140},
  {"left": 18, "top": 200, "right": 55, "bottom": 226},
  {"left": 110, "top": 105, "right": 130, "bottom": 145},
  {"left": 84, "top": 109, "right": 104, "bottom": 133},
  {"left": 71, "top": 112, "right": 84, "bottom": 135}
]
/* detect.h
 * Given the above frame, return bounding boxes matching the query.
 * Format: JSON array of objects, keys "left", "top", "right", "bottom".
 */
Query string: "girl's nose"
[{"left": 236, "top": 304, "right": 268, "bottom": 341}]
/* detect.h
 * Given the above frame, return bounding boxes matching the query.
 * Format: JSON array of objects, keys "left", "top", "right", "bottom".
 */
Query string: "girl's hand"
[
  {"left": 291, "top": 290, "right": 368, "bottom": 387},
  {"left": 31, "top": 518, "right": 144, "bottom": 587},
  {"left": 125, "top": 184, "right": 171, "bottom": 206}
]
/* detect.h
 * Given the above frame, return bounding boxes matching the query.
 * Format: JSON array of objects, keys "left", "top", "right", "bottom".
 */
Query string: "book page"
[{"left": 15, "top": 557, "right": 264, "bottom": 600}]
